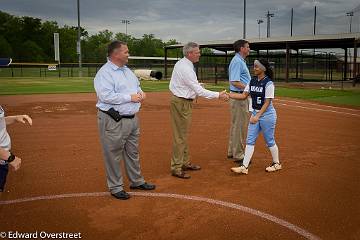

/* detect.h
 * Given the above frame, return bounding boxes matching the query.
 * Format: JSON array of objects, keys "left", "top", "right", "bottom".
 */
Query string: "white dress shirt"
[{"left": 169, "top": 57, "right": 219, "bottom": 99}]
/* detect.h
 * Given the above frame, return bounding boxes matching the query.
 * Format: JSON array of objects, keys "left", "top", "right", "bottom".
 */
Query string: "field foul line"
[
  {"left": 276, "top": 99, "right": 360, "bottom": 112},
  {"left": 276, "top": 101, "right": 360, "bottom": 117},
  {"left": 0, "top": 191, "right": 321, "bottom": 240}
]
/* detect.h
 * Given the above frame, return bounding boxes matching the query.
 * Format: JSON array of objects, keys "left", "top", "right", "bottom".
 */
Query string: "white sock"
[
  {"left": 269, "top": 144, "right": 280, "bottom": 164},
  {"left": 243, "top": 145, "right": 254, "bottom": 168}
]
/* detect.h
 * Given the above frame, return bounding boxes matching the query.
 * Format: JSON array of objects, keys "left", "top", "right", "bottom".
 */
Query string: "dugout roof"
[
  {"left": 165, "top": 33, "right": 360, "bottom": 52},
  {"left": 164, "top": 33, "right": 360, "bottom": 82}
]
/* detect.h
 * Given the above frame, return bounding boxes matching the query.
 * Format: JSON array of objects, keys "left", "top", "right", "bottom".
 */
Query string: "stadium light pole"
[
  {"left": 266, "top": 11, "right": 274, "bottom": 38},
  {"left": 121, "top": 19, "right": 131, "bottom": 35},
  {"left": 257, "top": 19, "right": 264, "bottom": 39},
  {"left": 346, "top": 12, "right": 354, "bottom": 33},
  {"left": 77, "top": 0, "right": 82, "bottom": 77},
  {"left": 290, "top": 8, "right": 293, "bottom": 36},
  {"left": 243, "top": 0, "right": 246, "bottom": 39},
  {"left": 313, "top": 5, "right": 317, "bottom": 35}
]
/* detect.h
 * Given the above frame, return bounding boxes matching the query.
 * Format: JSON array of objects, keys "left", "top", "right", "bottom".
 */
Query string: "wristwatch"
[
  {"left": 0, "top": 152, "right": 15, "bottom": 165},
  {"left": 7, "top": 152, "right": 15, "bottom": 163}
]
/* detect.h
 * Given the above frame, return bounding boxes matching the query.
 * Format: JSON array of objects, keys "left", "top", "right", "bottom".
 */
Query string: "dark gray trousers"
[{"left": 97, "top": 110, "right": 145, "bottom": 194}]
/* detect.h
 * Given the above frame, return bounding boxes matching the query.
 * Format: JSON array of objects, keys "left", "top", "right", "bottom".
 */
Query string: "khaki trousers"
[
  {"left": 227, "top": 98, "right": 249, "bottom": 159},
  {"left": 170, "top": 96, "right": 193, "bottom": 172}
]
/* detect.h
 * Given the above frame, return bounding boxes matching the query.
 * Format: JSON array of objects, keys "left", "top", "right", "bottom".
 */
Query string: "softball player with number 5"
[{"left": 229, "top": 59, "right": 281, "bottom": 174}]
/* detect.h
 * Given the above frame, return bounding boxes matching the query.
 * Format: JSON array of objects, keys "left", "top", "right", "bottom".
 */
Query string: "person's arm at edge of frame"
[
  {"left": 2, "top": 114, "right": 32, "bottom": 171},
  {"left": 0, "top": 147, "right": 21, "bottom": 171},
  {"left": 5, "top": 115, "right": 32, "bottom": 126}
]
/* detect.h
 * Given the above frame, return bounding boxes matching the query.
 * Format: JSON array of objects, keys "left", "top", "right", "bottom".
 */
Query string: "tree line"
[{"left": 0, "top": 11, "right": 181, "bottom": 63}]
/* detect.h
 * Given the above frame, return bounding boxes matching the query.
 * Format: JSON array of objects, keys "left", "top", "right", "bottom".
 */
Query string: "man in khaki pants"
[
  {"left": 169, "top": 42, "right": 228, "bottom": 179},
  {"left": 227, "top": 40, "right": 251, "bottom": 163}
]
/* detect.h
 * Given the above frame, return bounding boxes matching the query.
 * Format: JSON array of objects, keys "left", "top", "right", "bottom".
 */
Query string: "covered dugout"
[{"left": 164, "top": 33, "right": 360, "bottom": 85}]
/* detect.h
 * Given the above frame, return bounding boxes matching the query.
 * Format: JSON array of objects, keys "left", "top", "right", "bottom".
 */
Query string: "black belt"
[
  {"left": 175, "top": 95, "right": 194, "bottom": 101},
  {"left": 230, "top": 90, "right": 243, "bottom": 93},
  {"left": 99, "top": 108, "right": 135, "bottom": 122},
  {"left": 117, "top": 115, "right": 135, "bottom": 119}
]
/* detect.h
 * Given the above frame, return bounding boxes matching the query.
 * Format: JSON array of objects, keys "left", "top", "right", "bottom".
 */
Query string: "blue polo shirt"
[{"left": 228, "top": 53, "right": 251, "bottom": 92}]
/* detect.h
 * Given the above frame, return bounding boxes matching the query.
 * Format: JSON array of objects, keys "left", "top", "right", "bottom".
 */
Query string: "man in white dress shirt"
[{"left": 169, "top": 42, "right": 228, "bottom": 179}]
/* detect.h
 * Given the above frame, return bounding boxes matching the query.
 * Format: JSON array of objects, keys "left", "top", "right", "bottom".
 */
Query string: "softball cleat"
[
  {"left": 231, "top": 165, "right": 248, "bottom": 175},
  {"left": 265, "top": 163, "right": 282, "bottom": 172}
]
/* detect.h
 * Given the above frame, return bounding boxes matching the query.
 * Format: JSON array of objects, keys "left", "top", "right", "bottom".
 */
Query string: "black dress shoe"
[
  {"left": 130, "top": 182, "right": 156, "bottom": 190},
  {"left": 111, "top": 190, "right": 130, "bottom": 200}
]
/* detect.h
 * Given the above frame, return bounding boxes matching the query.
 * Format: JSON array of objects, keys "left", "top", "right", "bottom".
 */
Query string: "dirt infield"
[{"left": 0, "top": 92, "right": 359, "bottom": 240}]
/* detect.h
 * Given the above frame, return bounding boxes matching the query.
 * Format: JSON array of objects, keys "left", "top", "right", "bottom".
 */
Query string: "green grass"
[
  {"left": 275, "top": 87, "right": 360, "bottom": 106},
  {"left": 0, "top": 77, "right": 359, "bottom": 107},
  {"left": 202, "top": 82, "right": 360, "bottom": 106},
  {"left": 0, "top": 77, "right": 94, "bottom": 95},
  {"left": 140, "top": 81, "right": 170, "bottom": 92}
]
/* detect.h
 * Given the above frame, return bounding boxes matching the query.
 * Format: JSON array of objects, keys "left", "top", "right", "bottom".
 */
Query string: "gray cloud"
[{"left": 1, "top": 0, "right": 359, "bottom": 42}]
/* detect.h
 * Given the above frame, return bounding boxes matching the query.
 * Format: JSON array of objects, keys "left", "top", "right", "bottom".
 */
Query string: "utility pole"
[
  {"left": 121, "top": 19, "right": 131, "bottom": 35},
  {"left": 77, "top": 0, "right": 82, "bottom": 77},
  {"left": 257, "top": 19, "right": 264, "bottom": 39},
  {"left": 313, "top": 5, "right": 317, "bottom": 35},
  {"left": 243, "top": 0, "right": 246, "bottom": 39},
  {"left": 266, "top": 11, "right": 274, "bottom": 38},
  {"left": 290, "top": 8, "right": 293, "bottom": 36},
  {"left": 346, "top": 12, "right": 354, "bottom": 33}
]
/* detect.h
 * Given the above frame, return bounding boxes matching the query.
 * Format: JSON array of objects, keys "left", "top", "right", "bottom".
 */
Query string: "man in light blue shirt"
[
  {"left": 227, "top": 40, "right": 251, "bottom": 163},
  {"left": 94, "top": 41, "right": 155, "bottom": 200}
]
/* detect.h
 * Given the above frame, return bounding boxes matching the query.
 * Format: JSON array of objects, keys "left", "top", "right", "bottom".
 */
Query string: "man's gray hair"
[{"left": 183, "top": 42, "right": 199, "bottom": 56}]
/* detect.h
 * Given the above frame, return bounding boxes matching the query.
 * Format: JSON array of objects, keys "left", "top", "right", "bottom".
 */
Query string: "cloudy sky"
[{"left": 1, "top": 0, "right": 359, "bottom": 42}]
